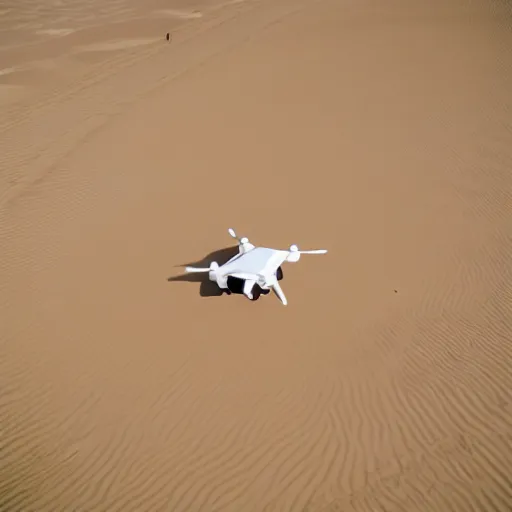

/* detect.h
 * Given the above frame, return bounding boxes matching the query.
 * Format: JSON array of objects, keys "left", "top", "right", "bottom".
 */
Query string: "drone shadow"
[{"left": 167, "top": 245, "right": 241, "bottom": 297}]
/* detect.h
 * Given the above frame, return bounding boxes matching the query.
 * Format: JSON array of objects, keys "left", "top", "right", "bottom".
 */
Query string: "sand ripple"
[{"left": 1, "top": 0, "right": 511, "bottom": 510}]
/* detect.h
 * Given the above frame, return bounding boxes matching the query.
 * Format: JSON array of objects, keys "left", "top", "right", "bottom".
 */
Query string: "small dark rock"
[
  {"left": 394, "top": 290, "right": 398, "bottom": 293},
  {"left": 166, "top": 32, "right": 170, "bottom": 41}
]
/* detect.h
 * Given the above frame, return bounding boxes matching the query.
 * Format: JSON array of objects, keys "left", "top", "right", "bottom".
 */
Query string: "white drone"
[{"left": 184, "top": 228, "right": 328, "bottom": 305}]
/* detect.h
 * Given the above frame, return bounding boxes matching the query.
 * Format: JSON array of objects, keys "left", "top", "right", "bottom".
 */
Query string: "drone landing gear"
[
  {"left": 226, "top": 276, "right": 245, "bottom": 294},
  {"left": 225, "top": 268, "right": 283, "bottom": 301},
  {"left": 250, "top": 286, "right": 262, "bottom": 301},
  {"left": 226, "top": 276, "right": 267, "bottom": 301}
]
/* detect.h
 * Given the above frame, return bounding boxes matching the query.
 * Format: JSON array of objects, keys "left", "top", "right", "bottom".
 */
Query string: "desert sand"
[{"left": 1, "top": 0, "right": 511, "bottom": 510}]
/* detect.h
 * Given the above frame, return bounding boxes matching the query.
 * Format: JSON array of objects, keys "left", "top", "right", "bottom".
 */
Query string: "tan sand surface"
[{"left": 1, "top": 0, "right": 511, "bottom": 510}]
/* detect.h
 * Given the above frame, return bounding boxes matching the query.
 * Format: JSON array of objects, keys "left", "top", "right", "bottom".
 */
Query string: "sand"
[{"left": 1, "top": 0, "right": 512, "bottom": 510}]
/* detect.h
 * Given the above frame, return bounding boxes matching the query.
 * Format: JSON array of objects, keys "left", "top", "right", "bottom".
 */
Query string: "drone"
[{"left": 184, "top": 228, "right": 328, "bottom": 305}]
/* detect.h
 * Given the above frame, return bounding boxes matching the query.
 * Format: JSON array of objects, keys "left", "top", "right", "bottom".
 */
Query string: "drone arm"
[
  {"left": 239, "top": 241, "right": 255, "bottom": 254},
  {"left": 230, "top": 272, "right": 260, "bottom": 281}
]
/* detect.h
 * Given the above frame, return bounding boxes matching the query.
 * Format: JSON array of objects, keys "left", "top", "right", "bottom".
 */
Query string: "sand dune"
[{"left": 1, "top": 0, "right": 511, "bottom": 510}]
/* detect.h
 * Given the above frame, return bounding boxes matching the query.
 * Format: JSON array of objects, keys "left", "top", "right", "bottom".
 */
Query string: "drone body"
[{"left": 185, "top": 228, "right": 327, "bottom": 306}]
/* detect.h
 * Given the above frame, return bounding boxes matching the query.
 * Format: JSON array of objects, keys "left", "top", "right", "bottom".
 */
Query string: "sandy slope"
[{"left": 1, "top": 0, "right": 511, "bottom": 510}]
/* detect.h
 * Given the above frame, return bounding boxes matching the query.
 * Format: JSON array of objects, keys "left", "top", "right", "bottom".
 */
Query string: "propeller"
[
  {"left": 184, "top": 266, "right": 210, "bottom": 273},
  {"left": 185, "top": 261, "right": 219, "bottom": 274},
  {"left": 286, "top": 244, "right": 327, "bottom": 262},
  {"left": 228, "top": 228, "right": 249, "bottom": 245}
]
